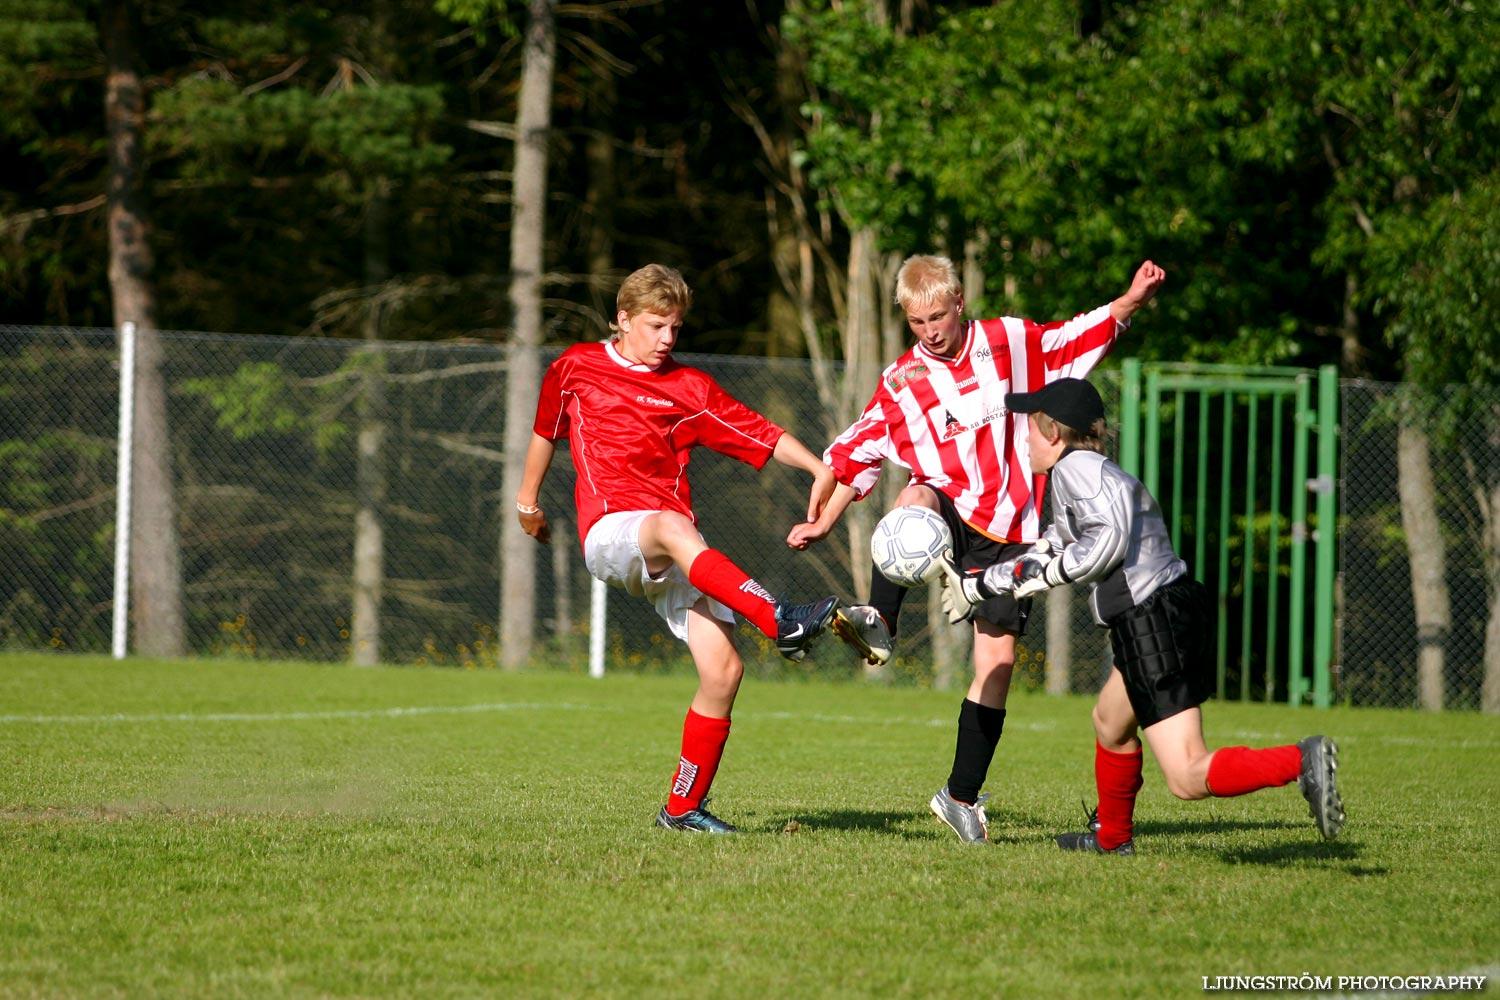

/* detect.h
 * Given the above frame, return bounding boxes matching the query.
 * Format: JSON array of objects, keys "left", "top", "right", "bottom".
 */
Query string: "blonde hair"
[
  {"left": 1033, "top": 411, "right": 1110, "bottom": 455},
  {"left": 609, "top": 264, "right": 693, "bottom": 339},
  {"left": 894, "top": 254, "right": 963, "bottom": 311}
]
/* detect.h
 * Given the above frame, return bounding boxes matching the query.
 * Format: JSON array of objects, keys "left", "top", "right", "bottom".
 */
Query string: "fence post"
[
  {"left": 1287, "top": 374, "right": 1313, "bottom": 704},
  {"left": 1119, "top": 359, "right": 1142, "bottom": 478},
  {"left": 1312, "top": 365, "right": 1340, "bottom": 707},
  {"left": 111, "top": 322, "right": 136, "bottom": 660},
  {"left": 588, "top": 576, "right": 607, "bottom": 678}
]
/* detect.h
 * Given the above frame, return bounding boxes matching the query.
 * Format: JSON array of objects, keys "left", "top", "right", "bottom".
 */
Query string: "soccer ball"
[{"left": 870, "top": 505, "right": 953, "bottom": 586}]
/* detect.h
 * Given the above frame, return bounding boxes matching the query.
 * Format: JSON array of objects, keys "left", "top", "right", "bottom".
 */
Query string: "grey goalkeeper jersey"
[{"left": 1041, "top": 448, "right": 1186, "bottom": 625}]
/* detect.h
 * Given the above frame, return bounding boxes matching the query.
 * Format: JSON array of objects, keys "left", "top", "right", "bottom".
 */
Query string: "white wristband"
[
  {"left": 1044, "top": 558, "right": 1069, "bottom": 586},
  {"left": 516, "top": 501, "right": 541, "bottom": 515}
]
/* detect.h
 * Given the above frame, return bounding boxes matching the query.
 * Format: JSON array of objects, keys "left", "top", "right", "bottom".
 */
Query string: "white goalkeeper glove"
[
  {"left": 939, "top": 539, "right": 1070, "bottom": 621},
  {"left": 1010, "top": 549, "right": 1070, "bottom": 599},
  {"left": 937, "top": 557, "right": 985, "bottom": 624}
]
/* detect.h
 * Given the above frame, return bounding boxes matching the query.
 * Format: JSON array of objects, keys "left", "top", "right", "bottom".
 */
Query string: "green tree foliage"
[
  {"left": 0, "top": 2, "right": 478, "bottom": 335},
  {"left": 2, "top": 2, "right": 812, "bottom": 348},
  {"left": 6, "top": 1, "right": 1498, "bottom": 364},
  {"left": 140, "top": 6, "right": 464, "bottom": 337},
  {"left": 0, "top": 2, "right": 110, "bottom": 323},
  {"left": 1375, "top": 175, "right": 1500, "bottom": 390},
  {"left": 792, "top": 0, "right": 1500, "bottom": 370}
]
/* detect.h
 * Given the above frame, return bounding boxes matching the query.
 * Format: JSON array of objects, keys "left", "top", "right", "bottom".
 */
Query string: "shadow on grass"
[
  {"left": 770, "top": 807, "right": 1053, "bottom": 842},
  {"left": 1129, "top": 818, "right": 1373, "bottom": 869},
  {"left": 1135, "top": 817, "right": 1303, "bottom": 837},
  {"left": 1220, "top": 839, "right": 1374, "bottom": 870},
  {"left": 751, "top": 812, "right": 1376, "bottom": 869},
  {"left": 766, "top": 808, "right": 930, "bottom": 837}
]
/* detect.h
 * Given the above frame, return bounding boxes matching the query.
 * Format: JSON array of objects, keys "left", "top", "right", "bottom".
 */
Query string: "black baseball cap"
[{"left": 1004, "top": 378, "right": 1106, "bottom": 430}]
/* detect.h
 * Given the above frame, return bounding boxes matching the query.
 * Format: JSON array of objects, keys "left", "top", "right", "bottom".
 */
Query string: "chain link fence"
[
  {"left": 2, "top": 326, "right": 1496, "bottom": 709},
  {"left": 0, "top": 326, "right": 987, "bottom": 686},
  {"left": 1340, "top": 380, "right": 1500, "bottom": 710}
]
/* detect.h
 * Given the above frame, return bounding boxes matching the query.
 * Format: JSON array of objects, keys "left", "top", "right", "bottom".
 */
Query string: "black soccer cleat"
[
  {"left": 1055, "top": 830, "right": 1136, "bottom": 856},
  {"left": 774, "top": 595, "right": 839, "bottom": 662},
  {"left": 655, "top": 804, "right": 740, "bottom": 834},
  {"left": 1297, "top": 735, "right": 1345, "bottom": 840}
]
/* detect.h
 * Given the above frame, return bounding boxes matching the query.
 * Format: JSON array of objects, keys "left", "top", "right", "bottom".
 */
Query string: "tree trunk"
[
  {"left": 1045, "top": 585, "right": 1072, "bottom": 696},
  {"left": 842, "top": 228, "right": 881, "bottom": 611},
  {"left": 550, "top": 513, "right": 573, "bottom": 654},
  {"left": 751, "top": 0, "right": 913, "bottom": 625},
  {"left": 104, "top": 0, "right": 185, "bottom": 658},
  {"left": 1484, "top": 577, "right": 1500, "bottom": 715},
  {"left": 499, "top": 0, "right": 557, "bottom": 669},
  {"left": 928, "top": 579, "right": 971, "bottom": 691},
  {"left": 583, "top": 12, "right": 615, "bottom": 327},
  {"left": 1482, "top": 478, "right": 1500, "bottom": 714},
  {"left": 352, "top": 180, "right": 390, "bottom": 667},
  {"left": 1396, "top": 420, "right": 1449, "bottom": 709}
]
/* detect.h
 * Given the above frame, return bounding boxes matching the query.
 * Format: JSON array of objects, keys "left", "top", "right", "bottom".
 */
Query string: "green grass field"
[{"left": 2, "top": 653, "right": 1497, "bottom": 999}]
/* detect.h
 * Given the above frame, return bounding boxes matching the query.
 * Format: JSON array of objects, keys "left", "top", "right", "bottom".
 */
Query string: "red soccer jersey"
[
  {"left": 533, "top": 341, "right": 785, "bottom": 549},
  {"left": 825, "top": 305, "right": 1123, "bottom": 543}
]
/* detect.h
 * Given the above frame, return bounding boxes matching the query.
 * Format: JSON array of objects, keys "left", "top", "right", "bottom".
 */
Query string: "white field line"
[
  {"left": 4, "top": 702, "right": 1496, "bottom": 750},
  {"left": 1183, "top": 730, "right": 1500, "bottom": 750},
  {"left": 0, "top": 702, "right": 621, "bottom": 724},
  {"left": 756, "top": 713, "right": 1500, "bottom": 749},
  {"left": 754, "top": 711, "right": 1054, "bottom": 731}
]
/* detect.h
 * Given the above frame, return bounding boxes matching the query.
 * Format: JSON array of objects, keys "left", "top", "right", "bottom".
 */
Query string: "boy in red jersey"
[
  {"left": 516, "top": 264, "right": 840, "bottom": 834},
  {"left": 788, "top": 254, "right": 1166, "bottom": 843}
]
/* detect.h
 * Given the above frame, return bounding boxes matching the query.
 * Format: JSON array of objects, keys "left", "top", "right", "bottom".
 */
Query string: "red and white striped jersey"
[
  {"left": 825, "top": 305, "right": 1124, "bottom": 543},
  {"left": 533, "top": 341, "right": 784, "bottom": 550}
]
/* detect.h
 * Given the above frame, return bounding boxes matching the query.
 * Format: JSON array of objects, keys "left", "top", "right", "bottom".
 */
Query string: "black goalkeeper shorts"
[{"left": 1106, "top": 577, "right": 1213, "bottom": 728}]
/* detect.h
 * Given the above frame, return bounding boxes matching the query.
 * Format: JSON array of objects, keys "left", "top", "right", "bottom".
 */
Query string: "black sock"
[
  {"left": 869, "top": 566, "right": 908, "bottom": 638},
  {"left": 946, "top": 699, "right": 1007, "bottom": 804}
]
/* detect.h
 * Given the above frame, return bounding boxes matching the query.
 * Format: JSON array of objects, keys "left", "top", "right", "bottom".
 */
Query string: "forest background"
[
  {"left": 2, "top": 0, "right": 1499, "bottom": 706},
  {"left": 11, "top": 1, "right": 1499, "bottom": 370}
]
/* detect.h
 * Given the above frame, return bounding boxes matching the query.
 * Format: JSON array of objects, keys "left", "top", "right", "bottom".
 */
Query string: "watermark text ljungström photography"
[{"left": 1202, "top": 973, "right": 1489, "bottom": 993}]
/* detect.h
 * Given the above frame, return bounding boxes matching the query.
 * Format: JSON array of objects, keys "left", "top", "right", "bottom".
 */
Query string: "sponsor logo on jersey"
[
  {"left": 636, "top": 394, "right": 674, "bottom": 407},
  {"left": 940, "top": 404, "right": 1005, "bottom": 440},
  {"left": 739, "top": 579, "right": 774, "bottom": 604},
  {"left": 953, "top": 375, "right": 978, "bottom": 391},
  {"left": 973, "top": 345, "right": 993, "bottom": 363},
  {"left": 886, "top": 359, "right": 931, "bottom": 392},
  {"left": 671, "top": 757, "right": 699, "bottom": 796}
]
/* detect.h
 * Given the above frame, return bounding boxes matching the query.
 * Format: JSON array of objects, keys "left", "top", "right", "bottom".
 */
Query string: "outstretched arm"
[
  {"left": 516, "top": 433, "right": 556, "bottom": 545},
  {"left": 1109, "top": 260, "right": 1167, "bottom": 325},
  {"left": 787, "top": 481, "right": 859, "bottom": 550},
  {"left": 771, "top": 432, "right": 838, "bottom": 524}
]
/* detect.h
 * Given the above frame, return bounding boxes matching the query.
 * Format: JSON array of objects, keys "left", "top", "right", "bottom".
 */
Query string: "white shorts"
[{"left": 583, "top": 510, "right": 736, "bottom": 642}]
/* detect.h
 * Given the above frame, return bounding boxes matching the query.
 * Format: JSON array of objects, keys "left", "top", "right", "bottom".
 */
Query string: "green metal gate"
[{"left": 1116, "top": 361, "right": 1339, "bottom": 707}]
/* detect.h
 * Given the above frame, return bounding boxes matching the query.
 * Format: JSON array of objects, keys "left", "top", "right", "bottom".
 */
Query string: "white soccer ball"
[{"left": 870, "top": 505, "right": 953, "bottom": 586}]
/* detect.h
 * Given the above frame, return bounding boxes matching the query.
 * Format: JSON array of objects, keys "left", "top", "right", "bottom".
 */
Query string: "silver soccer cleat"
[
  {"left": 1297, "top": 735, "right": 1345, "bottom": 840},
  {"left": 929, "top": 784, "right": 991, "bottom": 844},
  {"left": 830, "top": 604, "right": 894, "bottom": 666}
]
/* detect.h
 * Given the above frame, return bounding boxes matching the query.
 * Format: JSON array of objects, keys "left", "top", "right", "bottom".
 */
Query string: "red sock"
[
  {"left": 1205, "top": 745, "right": 1300, "bottom": 797},
  {"left": 1094, "top": 742, "right": 1144, "bottom": 851},
  {"left": 666, "top": 709, "right": 732, "bottom": 814},
  {"left": 688, "top": 549, "right": 778, "bottom": 637}
]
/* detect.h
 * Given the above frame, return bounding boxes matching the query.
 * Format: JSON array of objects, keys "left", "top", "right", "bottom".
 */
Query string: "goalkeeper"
[{"left": 942, "top": 377, "right": 1345, "bottom": 853}]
